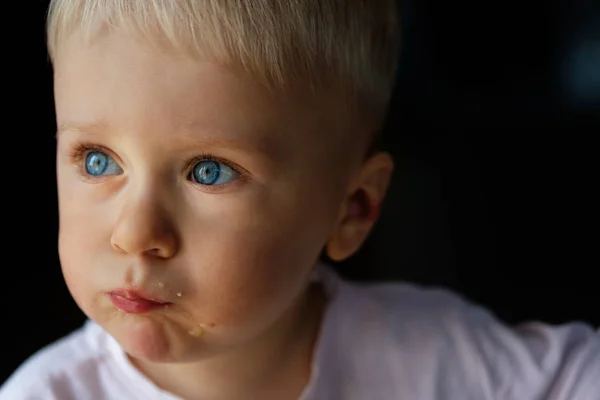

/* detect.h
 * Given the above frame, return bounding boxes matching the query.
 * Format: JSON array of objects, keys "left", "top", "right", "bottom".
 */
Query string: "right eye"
[{"left": 85, "top": 151, "right": 123, "bottom": 176}]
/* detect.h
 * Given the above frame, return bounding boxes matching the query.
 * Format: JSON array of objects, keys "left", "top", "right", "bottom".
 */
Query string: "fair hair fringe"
[{"left": 46, "top": 0, "right": 400, "bottom": 121}]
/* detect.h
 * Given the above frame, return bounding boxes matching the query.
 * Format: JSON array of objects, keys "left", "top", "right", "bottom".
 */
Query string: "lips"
[{"left": 108, "top": 290, "right": 170, "bottom": 314}]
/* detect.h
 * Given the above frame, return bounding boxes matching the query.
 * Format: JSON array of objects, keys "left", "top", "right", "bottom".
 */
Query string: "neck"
[{"left": 132, "top": 283, "right": 327, "bottom": 400}]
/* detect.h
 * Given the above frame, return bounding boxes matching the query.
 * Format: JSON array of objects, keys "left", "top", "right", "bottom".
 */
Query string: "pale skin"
[{"left": 54, "top": 28, "right": 393, "bottom": 400}]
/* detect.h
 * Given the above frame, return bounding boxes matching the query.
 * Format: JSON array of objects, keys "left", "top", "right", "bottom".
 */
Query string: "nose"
[{"left": 110, "top": 193, "right": 179, "bottom": 259}]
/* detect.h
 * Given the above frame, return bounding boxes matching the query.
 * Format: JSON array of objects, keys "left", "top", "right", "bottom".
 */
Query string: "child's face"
[{"left": 53, "top": 30, "right": 366, "bottom": 362}]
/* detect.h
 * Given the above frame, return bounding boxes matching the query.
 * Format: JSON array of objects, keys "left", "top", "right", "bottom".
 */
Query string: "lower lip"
[{"left": 108, "top": 293, "right": 169, "bottom": 314}]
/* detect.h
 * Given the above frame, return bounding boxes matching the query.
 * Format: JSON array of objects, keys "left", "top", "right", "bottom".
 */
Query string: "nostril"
[{"left": 111, "top": 241, "right": 126, "bottom": 254}]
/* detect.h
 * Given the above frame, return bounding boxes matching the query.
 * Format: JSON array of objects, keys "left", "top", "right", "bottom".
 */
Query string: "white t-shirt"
[{"left": 2, "top": 266, "right": 599, "bottom": 400}]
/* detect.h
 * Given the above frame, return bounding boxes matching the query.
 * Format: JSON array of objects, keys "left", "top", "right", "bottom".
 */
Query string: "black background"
[{"left": 2, "top": 0, "right": 599, "bottom": 384}]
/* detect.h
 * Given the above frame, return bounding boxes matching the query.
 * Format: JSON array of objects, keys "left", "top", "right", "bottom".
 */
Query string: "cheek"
[
  {"left": 57, "top": 185, "right": 115, "bottom": 317},
  {"left": 59, "top": 234, "right": 92, "bottom": 319},
  {"left": 57, "top": 170, "right": 117, "bottom": 264},
  {"left": 183, "top": 194, "right": 334, "bottom": 331},
  {"left": 58, "top": 226, "right": 101, "bottom": 317},
  {"left": 184, "top": 241, "right": 309, "bottom": 345}
]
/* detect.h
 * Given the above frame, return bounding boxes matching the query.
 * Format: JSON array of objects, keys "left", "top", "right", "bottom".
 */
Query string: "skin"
[{"left": 53, "top": 28, "right": 393, "bottom": 400}]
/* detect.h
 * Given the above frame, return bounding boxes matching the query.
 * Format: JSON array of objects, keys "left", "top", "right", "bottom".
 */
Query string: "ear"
[{"left": 325, "top": 151, "right": 394, "bottom": 262}]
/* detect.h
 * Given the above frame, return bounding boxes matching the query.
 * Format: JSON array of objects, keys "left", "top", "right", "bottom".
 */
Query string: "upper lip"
[{"left": 109, "top": 289, "right": 170, "bottom": 304}]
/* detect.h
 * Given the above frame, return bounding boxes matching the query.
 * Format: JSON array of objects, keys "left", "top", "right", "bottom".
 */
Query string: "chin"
[{"left": 106, "top": 313, "right": 178, "bottom": 362}]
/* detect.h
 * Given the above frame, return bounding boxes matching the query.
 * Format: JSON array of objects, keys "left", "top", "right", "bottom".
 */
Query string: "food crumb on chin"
[{"left": 188, "top": 326, "right": 204, "bottom": 338}]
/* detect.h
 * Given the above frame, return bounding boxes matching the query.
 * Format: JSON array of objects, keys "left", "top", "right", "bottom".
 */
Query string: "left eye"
[{"left": 190, "top": 160, "right": 239, "bottom": 186}]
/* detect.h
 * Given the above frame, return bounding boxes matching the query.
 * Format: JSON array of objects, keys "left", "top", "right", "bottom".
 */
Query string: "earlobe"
[{"left": 325, "top": 152, "right": 393, "bottom": 262}]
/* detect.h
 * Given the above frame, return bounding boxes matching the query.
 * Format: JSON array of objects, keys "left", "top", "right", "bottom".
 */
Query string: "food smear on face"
[{"left": 188, "top": 326, "right": 204, "bottom": 338}]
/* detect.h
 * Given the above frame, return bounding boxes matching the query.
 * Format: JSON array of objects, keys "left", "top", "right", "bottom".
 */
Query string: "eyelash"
[{"left": 68, "top": 142, "right": 245, "bottom": 190}]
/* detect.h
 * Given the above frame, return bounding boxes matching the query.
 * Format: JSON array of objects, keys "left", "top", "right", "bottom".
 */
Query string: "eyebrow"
[
  {"left": 56, "top": 121, "right": 109, "bottom": 137},
  {"left": 56, "top": 121, "right": 280, "bottom": 162}
]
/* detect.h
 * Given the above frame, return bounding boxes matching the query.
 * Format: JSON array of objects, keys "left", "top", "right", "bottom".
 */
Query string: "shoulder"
[
  {"left": 0, "top": 320, "right": 117, "bottom": 400},
  {"left": 337, "top": 278, "right": 484, "bottom": 344},
  {"left": 336, "top": 279, "right": 600, "bottom": 399}
]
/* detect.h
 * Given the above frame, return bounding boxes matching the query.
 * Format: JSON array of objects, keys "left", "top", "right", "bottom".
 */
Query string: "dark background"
[{"left": 2, "top": 0, "right": 599, "bottom": 384}]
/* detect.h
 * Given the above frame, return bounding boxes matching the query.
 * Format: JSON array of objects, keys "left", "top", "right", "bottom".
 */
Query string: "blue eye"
[
  {"left": 191, "top": 160, "right": 239, "bottom": 185},
  {"left": 85, "top": 151, "right": 122, "bottom": 176}
]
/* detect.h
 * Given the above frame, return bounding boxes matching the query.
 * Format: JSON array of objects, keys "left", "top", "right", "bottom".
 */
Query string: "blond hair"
[{"left": 46, "top": 0, "right": 400, "bottom": 126}]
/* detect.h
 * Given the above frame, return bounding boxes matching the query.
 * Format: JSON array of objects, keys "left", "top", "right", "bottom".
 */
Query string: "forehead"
[
  {"left": 52, "top": 29, "right": 363, "bottom": 167},
  {"left": 54, "top": 31, "right": 292, "bottom": 138}
]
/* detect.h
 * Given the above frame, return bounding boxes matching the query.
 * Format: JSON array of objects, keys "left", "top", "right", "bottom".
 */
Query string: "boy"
[{"left": 1, "top": 0, "right": 599, "bottom": 399}]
